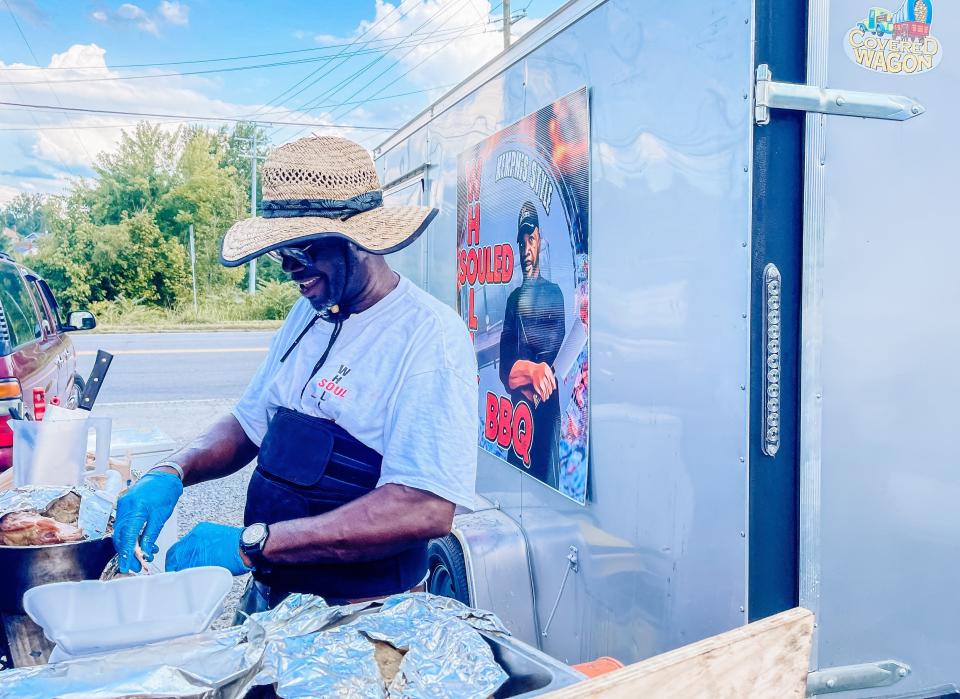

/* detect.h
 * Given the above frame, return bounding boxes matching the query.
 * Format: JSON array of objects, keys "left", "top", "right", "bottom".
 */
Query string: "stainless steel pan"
[{"left": 0, "top": 537, "right": 115, "bottom": 614}]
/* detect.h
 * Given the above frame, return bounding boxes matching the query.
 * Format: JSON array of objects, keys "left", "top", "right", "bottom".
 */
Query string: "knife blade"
[{"left": 533, "top": 320, "right": 588, "bottom": 408}]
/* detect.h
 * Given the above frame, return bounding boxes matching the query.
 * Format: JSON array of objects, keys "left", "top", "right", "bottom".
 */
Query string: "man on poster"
[{"left": 499, "top": 202, "right": 565, "bottom": 487}]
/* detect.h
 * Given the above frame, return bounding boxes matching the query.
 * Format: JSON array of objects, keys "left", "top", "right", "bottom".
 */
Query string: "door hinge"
[
  {"left": 807, "top": 659, "right": 910, "bottom": 696},
  {"left": 755, "top": 64, "right": 925, "bottom": 125}
]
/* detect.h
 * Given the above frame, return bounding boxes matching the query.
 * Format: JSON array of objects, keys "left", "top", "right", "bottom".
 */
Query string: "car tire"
[
  {"left": 427, "top": 535, "right": 471, "bottom": 605},
  {"left": 68, "top": 374, "right": 85, "bottom": 410}
]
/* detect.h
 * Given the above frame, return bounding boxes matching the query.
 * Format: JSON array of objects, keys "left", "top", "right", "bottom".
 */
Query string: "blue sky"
[{"left": 0, "top": 0, "right": 563, "bottom": 204}]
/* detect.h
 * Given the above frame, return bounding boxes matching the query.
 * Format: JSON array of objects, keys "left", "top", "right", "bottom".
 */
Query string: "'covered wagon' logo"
[{"left": 845, "top": 0, "right": 941, "bottom": 75}]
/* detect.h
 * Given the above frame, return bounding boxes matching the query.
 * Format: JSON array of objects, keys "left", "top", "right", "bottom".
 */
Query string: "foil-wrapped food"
[
  {"left": 0, "top": 592, "right": 512, "bottom": 698},
  {"left": 0, "top": 486, "right": 110, "bottom": 546}
]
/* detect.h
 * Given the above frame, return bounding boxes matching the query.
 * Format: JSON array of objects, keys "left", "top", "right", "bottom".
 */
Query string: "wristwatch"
[{"left": 239, "top": 522, "right": 270, "bottom": 570}]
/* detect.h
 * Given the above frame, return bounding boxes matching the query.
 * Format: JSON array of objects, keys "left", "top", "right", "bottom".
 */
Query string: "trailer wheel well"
[{"left": 427, "top": 535, "right": 470, "bottom": 605}]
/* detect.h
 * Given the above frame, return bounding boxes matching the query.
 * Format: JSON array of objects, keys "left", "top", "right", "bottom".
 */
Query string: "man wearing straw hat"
[{"left": 113, "top": 136, "right": 478, "bottom": 608}]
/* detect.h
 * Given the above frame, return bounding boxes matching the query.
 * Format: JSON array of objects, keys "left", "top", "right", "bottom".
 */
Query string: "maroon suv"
[{"left": 0, "top": 254, "right": 96, "bottom": 470}]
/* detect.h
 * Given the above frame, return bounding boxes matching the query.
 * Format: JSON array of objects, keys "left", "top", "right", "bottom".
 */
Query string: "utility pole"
[
  {"left": 189, "top": 224, "right": 198, "bottom": 313},
  {"left": 503, "top": 0, "right": 511, "bottom": 49},
  {"left": 248, "top": 128, "right": 258, "bottom": 295},
  {"left": 234, "top": 125, "right": 263, "bottom": 295}
]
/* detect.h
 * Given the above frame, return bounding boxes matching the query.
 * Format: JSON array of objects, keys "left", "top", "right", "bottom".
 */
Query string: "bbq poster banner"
[{"left": 456, "top": 87, "right": 590, "bottom": 504}]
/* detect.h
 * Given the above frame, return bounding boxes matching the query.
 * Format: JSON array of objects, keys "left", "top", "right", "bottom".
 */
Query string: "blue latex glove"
[
  {"left": 165, "top": 522, "right": 252, "bottom": 576},
  {"left": 113, "top": 471, "right": 183, "bottom": 573}
]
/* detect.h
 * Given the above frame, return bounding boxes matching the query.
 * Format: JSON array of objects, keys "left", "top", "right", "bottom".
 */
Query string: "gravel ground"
[{"left": 176, "top": 463, "right": 255, "bottom": 629}]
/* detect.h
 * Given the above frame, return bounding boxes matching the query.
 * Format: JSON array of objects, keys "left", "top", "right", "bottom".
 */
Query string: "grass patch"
[{"left": 89, "top": 280, "right": 297, "bottom": 332}]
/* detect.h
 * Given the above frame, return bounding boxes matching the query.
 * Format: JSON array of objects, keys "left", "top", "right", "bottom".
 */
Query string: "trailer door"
[{"left": 799, "top": 0, "right": 959, "bottom": 696}]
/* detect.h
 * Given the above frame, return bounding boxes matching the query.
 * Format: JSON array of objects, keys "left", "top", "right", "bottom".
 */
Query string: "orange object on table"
[{"left": 572, "top": 656, "right": 625, "bottom": 678}]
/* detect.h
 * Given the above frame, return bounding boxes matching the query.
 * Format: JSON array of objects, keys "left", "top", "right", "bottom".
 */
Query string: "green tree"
[
  {"left": 3, "top": 193, "right": 46, "bottom": 236},
  {"left": 29, "top": 120, "right": 282, "bottom": 313},
  {"left": 89, "top": 123, "right": 181, "bottom": 225},
  {"left": 31, "top": 212, "right": 189, "bottom": 310},
  {"left": 157, "top": 130, "right": 247, "bottom": 290}
]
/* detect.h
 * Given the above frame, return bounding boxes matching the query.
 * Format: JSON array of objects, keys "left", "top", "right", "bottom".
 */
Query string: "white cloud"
[
  {"left": 0, "top": 185, "right": 21, "bottom": 206},
  {"left": 312, "top": 32, "right": 340, "bottom": 44},
  {"left": 351, "top": 0, "right": 506, "bottom": 89},
  {"left": 270, "top": 0, "right": 552, "bottom": 147},
  {"left": 0, "top": 1, "right": 561, "bottom": 200},
  {"left": 158, "top": 1, "right": 189, "bottom": 26},
  {"left": 117, "top": 3, "right": 158, "bottom": 35},
  {"left": 91, "top": 2, "right": 188, "bottom": 35},
  {"left": 0, "top": 42, "right": 348, "bottom": 196}
]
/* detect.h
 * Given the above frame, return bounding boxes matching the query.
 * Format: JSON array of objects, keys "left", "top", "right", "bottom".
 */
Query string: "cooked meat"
[
  {"left": 100, "top": 545, "right": 150, "bottom": 580},
  {"left": 41, "top": 491, "right": 82, "bottom": 524},
  {"left": 0, "top": 510, "right": 84, "bottom": 546},
  {"left": 372, "top": 640, "right": 405, "bottom": 686}
]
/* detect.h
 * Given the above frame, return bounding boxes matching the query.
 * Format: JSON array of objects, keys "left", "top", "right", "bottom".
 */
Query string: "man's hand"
[
  {"left": 527, "top": 362, "right": 556, "bottom": 401},
  {"left": 508, "top": 359, "right": 557, "bottom": 402},
  {"left": 113, "top": 471, "right": 183, "bottom": 574},
  {"left": 165, "top": 522, "right": 252, "bottom": 575}
]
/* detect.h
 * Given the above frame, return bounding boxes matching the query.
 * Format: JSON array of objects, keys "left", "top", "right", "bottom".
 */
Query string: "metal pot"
[{"left": 0, "top": 537, "right": 115, "bottom": 614}]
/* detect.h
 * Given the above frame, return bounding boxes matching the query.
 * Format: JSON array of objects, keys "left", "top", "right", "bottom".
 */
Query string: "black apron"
[{"left": 244, "top": 407, "right": 429, "bottom": 603}]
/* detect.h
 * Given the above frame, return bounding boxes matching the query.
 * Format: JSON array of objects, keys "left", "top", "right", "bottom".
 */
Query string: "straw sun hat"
[{"left": 220, "top": 136, "right": 437, "bottom": 267}]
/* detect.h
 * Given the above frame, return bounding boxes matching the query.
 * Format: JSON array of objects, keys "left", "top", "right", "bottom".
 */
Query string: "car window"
[
  {"left": 0, "top": 265, "right": 42, "bottom": 348},
  {"left": 26, "top": 276, "right": 57, "bottom": 335},
  {"left": 35, "top": 280, "right": 64, "bottom": 331}
]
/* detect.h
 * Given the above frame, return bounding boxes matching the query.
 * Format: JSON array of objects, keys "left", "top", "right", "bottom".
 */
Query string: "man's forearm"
[
  {"left": 162, "top": 414, "right": 259, "bottom": 486},
  {"left": 262, "top": 483, "right": 455, "bottom": 564}
]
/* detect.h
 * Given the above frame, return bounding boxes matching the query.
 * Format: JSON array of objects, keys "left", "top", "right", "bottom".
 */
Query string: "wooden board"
[
  {"left": 1, "top": 613, "right": 53, "bottom": 668},
  {"left": 543, "top": 608, "right": 814, "bottom": 699},
  {"left": 0, "top": 468, "right": 12, "bottom": 492}
]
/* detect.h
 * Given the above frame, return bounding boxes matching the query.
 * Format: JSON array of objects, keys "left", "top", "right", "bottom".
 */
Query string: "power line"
[
  {"left": 0, "top": 25, "right": 495, "bottom": 86},
  {"left": 272, "top": 0, "right": 464, "bottom": 127},
  {"left": 324, "top": 0, "right": 482, "bottom": 124},
  {"left": 242, "top": 0, "right": 415, "bottom": 124},
  {"left": 2, "top": 0, "right": 93, "bottom": 163},
  {"left": 248, "top": 83, "right": 455, "bottom": 118},
  {"left": 276, "top": 0, "right": 472, "bottom": 141},
  {"left": 330, "top": 1, "right": 506, "bottom": 130},
  {"left": 0, "top": 84, "right": 455, "bottom": 131},
  {"left": 0, "top": 24, "right": 494, "bottom": 71},
  {"left": 0, "top": 100, "right": 398, "bottom": 130}
]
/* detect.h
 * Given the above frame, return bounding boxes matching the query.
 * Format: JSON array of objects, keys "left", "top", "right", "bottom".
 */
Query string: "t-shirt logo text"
[{"left": 318, "top": 364, "right": 351, "bottom": 401}]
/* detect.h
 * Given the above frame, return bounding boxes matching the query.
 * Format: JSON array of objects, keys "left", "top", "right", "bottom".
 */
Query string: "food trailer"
[{"left": 374, "top": 0, "right": 957, "bottom": 695}]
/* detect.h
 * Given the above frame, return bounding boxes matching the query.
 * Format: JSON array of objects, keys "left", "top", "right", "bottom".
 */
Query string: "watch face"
[{"left": 242, "top": 523, "right": 267, "bottom": 547}]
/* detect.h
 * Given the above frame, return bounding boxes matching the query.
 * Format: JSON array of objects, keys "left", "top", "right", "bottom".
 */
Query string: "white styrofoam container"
[{"left": 23, "top": 567, "right": 233, "bottom": 657}]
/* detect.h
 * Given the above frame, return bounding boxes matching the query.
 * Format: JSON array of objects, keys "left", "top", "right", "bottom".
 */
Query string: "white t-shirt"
[{"left": 233, "top": 276, "right": 479, "bottom": 508}]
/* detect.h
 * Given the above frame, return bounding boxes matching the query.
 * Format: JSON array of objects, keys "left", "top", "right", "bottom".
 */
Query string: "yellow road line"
[{"left": 77, "top": 347, "right": 269, "bottom": 356}]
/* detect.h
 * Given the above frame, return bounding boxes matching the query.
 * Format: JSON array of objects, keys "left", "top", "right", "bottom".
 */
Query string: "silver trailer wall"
[
  {"left": 377, "top": 0, "right": 755, "bottom": 665},
  {"left": 802, "top": 0, "right": 960, "bottom": 695}
]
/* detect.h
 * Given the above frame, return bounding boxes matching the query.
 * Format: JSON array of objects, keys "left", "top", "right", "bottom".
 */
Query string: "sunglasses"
[{"left": 265, "top": 241, "right": 319, "bottom": 267}]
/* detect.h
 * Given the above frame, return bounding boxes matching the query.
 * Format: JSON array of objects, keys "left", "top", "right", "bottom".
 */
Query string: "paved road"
[{"left": 71, "top": 331, "right": 274, "bottom": 445}]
